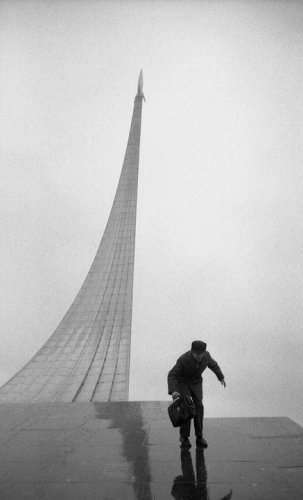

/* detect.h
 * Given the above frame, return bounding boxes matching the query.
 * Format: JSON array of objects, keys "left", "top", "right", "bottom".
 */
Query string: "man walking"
[{"left": 168, "top": 340, "right": 226, "bottom": 449}]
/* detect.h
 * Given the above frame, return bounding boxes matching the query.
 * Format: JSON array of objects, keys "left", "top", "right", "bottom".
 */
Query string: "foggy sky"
[{"left": 0, "top": 0, "right": 302, "bottom": 425}]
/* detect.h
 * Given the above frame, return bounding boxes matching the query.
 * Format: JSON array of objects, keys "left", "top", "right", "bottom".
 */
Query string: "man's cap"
[{"left": 191, "top": 340, "right": 207, "bottom": 352}]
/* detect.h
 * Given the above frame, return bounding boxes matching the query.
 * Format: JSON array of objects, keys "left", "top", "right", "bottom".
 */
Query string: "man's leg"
[
  {"left": 180, "top": 418, "right": 191, "bottom": 439},
  {"left": 177, "top": 383, "right": 192, "bottom": 444},
  {"left": 190, "top": 383, "right": 207, "bottom": 448},
  {"left": 190, "top": 386, "right": 204, "bottom": 438}
]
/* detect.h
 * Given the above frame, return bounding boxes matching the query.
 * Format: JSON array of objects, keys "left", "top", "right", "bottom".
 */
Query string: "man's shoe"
[
  {"left": 180, "top": 437, "right": 191, "bottom": 448},
  {"left": 196, "top": 437, "right": 208, "bottom": 449}
]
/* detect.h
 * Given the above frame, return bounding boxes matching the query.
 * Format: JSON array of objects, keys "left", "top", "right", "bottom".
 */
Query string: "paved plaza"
[{"left": 0, "top": 401, "right": 302, "bottom": 499}]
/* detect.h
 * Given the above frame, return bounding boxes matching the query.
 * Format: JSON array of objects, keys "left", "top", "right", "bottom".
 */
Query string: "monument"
[
  {"left": 0, "top": 72, "right": 302, "bottom": 499},
  {"left": 0, "top": 71, "right": 145, "bottom": 403}
]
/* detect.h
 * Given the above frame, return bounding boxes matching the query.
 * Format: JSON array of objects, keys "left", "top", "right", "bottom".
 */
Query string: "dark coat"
[{"left": 167, "top": 350, "right": 224, "bottom": 395}]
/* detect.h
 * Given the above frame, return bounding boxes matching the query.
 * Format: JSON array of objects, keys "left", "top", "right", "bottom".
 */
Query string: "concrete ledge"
[{"left": 0, "top": 402, "right": 302, "bottom": 499}]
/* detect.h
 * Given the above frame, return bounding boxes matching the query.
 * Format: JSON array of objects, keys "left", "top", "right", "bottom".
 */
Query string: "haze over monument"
[
  {"left": 0, "top": 1, "right": 302, "bottom": 425},
  {"left": 0, "top": 71, "right": 145, "bottom": 402}
]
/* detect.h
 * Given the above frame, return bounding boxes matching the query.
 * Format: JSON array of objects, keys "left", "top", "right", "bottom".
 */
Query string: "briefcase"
[{"left": 168, "top": 396, "right": 196, "bottom": 428}]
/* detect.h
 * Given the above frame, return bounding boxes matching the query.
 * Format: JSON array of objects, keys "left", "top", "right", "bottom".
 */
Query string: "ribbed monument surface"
[{"left": 0, "top": 72, "right": 145, "bottom": 403}]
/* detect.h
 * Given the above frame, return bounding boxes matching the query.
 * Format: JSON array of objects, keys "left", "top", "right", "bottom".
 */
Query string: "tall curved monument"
[{"left": 0, "top": 71, "right": 145, "bottom": 402}]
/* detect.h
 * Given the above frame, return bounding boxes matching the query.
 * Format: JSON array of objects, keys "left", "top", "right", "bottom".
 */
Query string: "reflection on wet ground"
[
  {"left": 172, "top": 449, "right": 232, "bottom": 500},
  {"left": 0, "top": 402, "right": 301, "bottom": 499},
  {"left": 94, "top": 402, "right": 152, "bottom": 500}
]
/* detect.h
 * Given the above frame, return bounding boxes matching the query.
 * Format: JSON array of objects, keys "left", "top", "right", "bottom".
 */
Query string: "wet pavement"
[{"left": 0, "top": 401, "right": 302, "bottom": 499}]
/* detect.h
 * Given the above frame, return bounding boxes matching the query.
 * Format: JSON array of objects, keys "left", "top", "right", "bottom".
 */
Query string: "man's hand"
[
  {"left": 221, "top": 379, "right": 226, "bottom": 388},
  {"left": 172, "top": 391, "right": 180, "bottom": 400}
]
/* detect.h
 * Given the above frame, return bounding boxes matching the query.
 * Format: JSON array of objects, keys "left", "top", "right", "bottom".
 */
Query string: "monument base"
[{"left": 0, "top": 401, "right": 302, "bottom": 499}]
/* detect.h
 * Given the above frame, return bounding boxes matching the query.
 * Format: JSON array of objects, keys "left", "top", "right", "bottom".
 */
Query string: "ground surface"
[{"left": 0, "top": 402, "right": 302, "bottom": 499}]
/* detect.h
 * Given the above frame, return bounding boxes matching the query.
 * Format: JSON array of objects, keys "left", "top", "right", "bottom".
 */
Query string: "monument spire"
[
  {"left": 137, "top": 69, "right": 145, "bottom": 101},
  {"left": 0, "top": 72, "right": 145, "bottom": 402}
]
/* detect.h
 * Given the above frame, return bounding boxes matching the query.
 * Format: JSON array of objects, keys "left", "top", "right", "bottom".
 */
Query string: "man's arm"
[
  {"left": 167, "top": 358, "right": 184, "bottom": 395},
  {"left": 207, "top": 352, "right": 225, "bottom": 383}
]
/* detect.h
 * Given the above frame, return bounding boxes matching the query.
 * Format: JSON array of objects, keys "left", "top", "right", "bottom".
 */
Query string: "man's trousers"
[{"left": 177, "top": 381, "right": 204, "bottom": 438}]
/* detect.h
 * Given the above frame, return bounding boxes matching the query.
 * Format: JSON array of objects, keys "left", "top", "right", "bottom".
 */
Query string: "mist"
[{"left": 0, "top": 0, "right": 302, "bottom": 425}]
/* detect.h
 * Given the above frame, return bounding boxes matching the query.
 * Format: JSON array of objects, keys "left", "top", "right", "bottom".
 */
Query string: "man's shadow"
[{"left": 171, "top": 449, "right": 232, "bottom": 500}]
